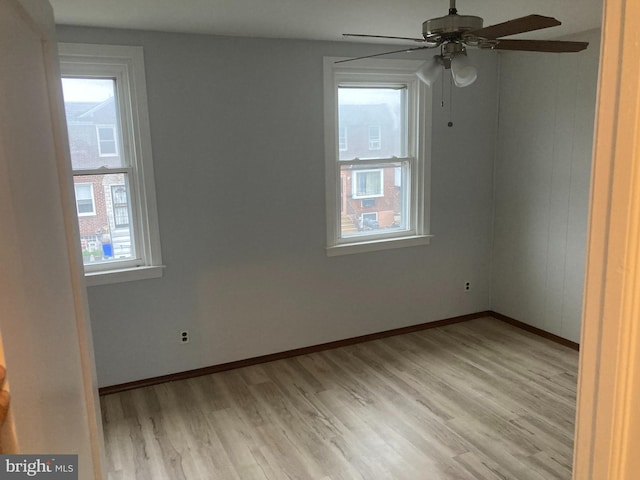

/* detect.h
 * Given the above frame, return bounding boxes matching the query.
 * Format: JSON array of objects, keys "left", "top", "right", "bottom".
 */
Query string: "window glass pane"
[
  {"left": 73, "top": 173, "right": 135, "bottom": 265},
  {"left": 62, "top": 78, "right": 124, "bottom": 169},
  {"left": 340, "top": 162, "right": 409, "bottom": 238},
  {"left": 338, "top": 87, "right": 406, "bottom": 160}
]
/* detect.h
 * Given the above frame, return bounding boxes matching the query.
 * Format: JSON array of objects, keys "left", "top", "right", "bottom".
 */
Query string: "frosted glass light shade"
[
  {"left": 416, "top": 59, "right": 442, "bottom": 86},
  {"left": 451, "top": 54, "right": 477, "bottom": 87}
]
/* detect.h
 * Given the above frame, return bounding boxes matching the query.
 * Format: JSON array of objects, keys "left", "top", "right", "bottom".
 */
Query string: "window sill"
[
  {"left": 85, "top": 265, "right": 165, "bottom": 287},
  {"left": 326, "top": 234, "right": 433, "bottom": 257}
]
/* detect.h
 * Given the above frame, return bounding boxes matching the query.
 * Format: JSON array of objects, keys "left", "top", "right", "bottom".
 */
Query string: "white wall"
[
  {"left": 491, "top": 30, "right": 601, "bottom": 343},
  {"left": 56, "top": 27, "right": 499, "bottom": 387}
]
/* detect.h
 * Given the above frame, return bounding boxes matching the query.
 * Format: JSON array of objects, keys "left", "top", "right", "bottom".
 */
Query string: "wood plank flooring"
[{"left": 100, "top": 317, "right": 579, "bottom": 479}]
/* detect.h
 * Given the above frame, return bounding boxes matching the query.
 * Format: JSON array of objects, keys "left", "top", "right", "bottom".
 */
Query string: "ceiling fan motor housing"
[{"left": 423, "top": 14, "right": 483, "bottom": 40}]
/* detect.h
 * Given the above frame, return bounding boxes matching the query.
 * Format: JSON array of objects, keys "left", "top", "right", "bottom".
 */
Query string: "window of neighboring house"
[
  {"left": 324, "top": 57, "right": 432, "bottom": 256},
  {"left": 96, "top": 125, "right": 118, "bottom": 156},
  {"left": 352, "top": 169, "right": 384, "bottom": 198},
  {"left": 368, "top": 125, "right": 381, "bottom": 150},
  {"left": 74, "top": 183, "right": 95, "bottom": 216},
  {"left": 361, "top": 198, "right": 376, "bottom": 209},
  {"left": 60, "top": 43, "right": 163, "bottom": 286},
  {"left": 338, "top": 125, "right": 348, "bottom": 151},
  {"left": 361, "top": 212, "right": 378, "bottom": 230},
  {"left": 111, "top": 185, "right": 130, "bottom": 228}
]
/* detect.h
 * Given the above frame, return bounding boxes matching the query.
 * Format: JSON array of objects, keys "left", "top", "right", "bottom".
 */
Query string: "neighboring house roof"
[
  {"left": 64, "top": 101, "right": 100, "bottom": 121},
  {"left": 78, "top": 96, "right": 116, "bottom": 119},
  {"left": 64, "top": 97, "right": 116, "bottom": 123}
]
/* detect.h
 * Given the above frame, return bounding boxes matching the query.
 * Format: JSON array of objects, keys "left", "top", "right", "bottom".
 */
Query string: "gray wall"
[
  {"left": 57, "top": 27, "right": 499, "bottom": 387},
  {"left": 491, "top": 30, "right": 601, "bottom": 343}
]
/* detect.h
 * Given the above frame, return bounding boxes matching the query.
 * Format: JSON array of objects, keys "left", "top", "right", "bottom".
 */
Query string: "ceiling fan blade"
[
  {"left": 343, "top": 33, "right": 427, "bottom": 43},
  {"left": 468, "top": 14, "right": 561, "bottom": 39},
  {"left": 334, "top": 46, "right": 437, "bottom": 64},
  {"left": 493, "top": 39, "right": 589, "bottom": 53}
]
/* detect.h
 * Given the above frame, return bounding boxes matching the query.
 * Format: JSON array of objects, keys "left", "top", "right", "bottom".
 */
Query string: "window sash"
[
  {"left": 338, "top": 158, "right": 414, "bottom": 243},
  {"left": 72, "top": 172, "right": 141, "bottom": 270},
  {"left": 62, "top": 72, "right": 131, "bottom": 171}
]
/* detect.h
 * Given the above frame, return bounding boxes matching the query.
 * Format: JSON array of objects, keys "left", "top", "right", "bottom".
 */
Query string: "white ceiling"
[{"left": 50, "top": 0, "right": 603, "bottom": 43}]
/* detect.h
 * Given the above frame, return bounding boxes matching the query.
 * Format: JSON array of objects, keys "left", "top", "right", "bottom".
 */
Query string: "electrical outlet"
[
  {"left": 465, "top": 281, "right": 471, "bottom": 291},
  {"left": 180, "top": 330, "right": 190, "bottom": 344}
]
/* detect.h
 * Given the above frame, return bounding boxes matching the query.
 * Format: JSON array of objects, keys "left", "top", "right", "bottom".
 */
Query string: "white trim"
[
  {"left": 324, "top": 57, "right": 431, "bottom": 254},
  {"left": 85, "top": 265, "right": 165, "bottom": 287},
  {"left": 59, "top": 43, "right": 163, "bottom": 280},
  {"left": 327, "top": 235, "right": 433, "bottom": 257}
]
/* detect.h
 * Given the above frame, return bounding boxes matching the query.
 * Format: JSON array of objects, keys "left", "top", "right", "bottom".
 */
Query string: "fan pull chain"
[
  {"left": 448, "top": 74, "right": 454, "bottom": 127},
  {"left": 440, "top": 72, "right": 453, "bottom": 127}
]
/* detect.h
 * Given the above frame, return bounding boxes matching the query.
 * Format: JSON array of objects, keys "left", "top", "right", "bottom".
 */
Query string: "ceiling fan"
[{"left": 339, "top": 0, "right": 589, "bottom": 87}]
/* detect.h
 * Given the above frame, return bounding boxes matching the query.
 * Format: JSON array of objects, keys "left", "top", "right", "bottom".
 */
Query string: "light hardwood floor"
[{"left": 100, "top": 317, "right": 578, "bottom": 479}]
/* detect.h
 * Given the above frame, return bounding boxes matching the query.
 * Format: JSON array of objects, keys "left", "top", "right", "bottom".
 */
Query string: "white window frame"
[
  {"left": 96, "top": 124, "right": 118, "bottom": 157},
  {"left": 368, "top": 125, "right": 382, "bottom": 150},
  {"left": 60, "top": 43, "right": 164, "bottom": 286},
  {"left": 74, "top": 183, "right": 96, "bottom": 216},
  {"left": 352, "top": 169, "right": 384, "bottom": 199},
  {"left": 324, "top": 57, "right": 432, "bottom": 256}
]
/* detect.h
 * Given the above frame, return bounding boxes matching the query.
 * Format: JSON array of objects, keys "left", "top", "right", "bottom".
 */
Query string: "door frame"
[{"left": 573, "top": 0, "right": 640, "bottom": 477}]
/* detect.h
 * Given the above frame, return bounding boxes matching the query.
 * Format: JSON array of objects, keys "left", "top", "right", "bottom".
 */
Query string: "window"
[
  {"left": 368, "top": 125, "right": 381, "bottom": 150},
  {"left": 324, "top": 58, "right": 432, "bottom": 255},
  {"left": 353, "top": 169, "right": 384, "bottom": 198},
  {"left": 96, "top": 125, "right": 118, "bottom": 156},
  {"left": 361, "top": 212, "right": 379, "bottom": 230},
  {"left": 74, "top": 183, "right": 95, "bottom": 216},
  {"left": 60, "top": 43, "right": 163, "bottom": 285}
]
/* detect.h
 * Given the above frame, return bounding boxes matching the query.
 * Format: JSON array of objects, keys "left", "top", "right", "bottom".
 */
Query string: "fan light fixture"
[
  {"left": 450, "top": 54, "right": 477, "bottom": 87},
  {"left": 416, "top": 57, "right": 442, "bottom": 86},
  {"left": 416, "top": 50, "right": 477, "bottom": 88}
]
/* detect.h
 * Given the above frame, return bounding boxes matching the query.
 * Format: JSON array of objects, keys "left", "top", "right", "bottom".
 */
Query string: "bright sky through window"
[{"left": 62, "top": 78, "right": 114, "bottom": 102}]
